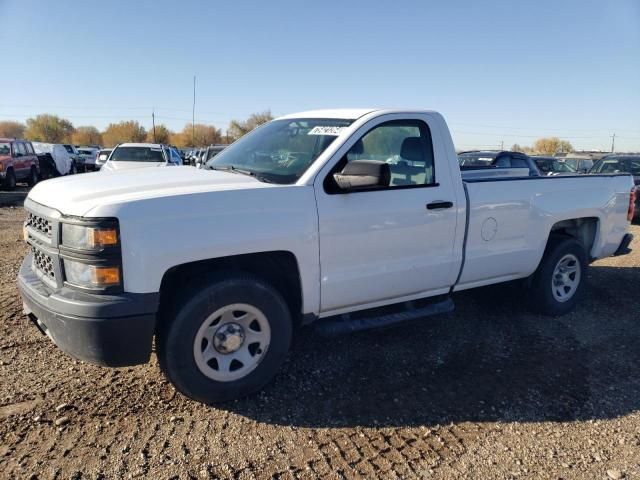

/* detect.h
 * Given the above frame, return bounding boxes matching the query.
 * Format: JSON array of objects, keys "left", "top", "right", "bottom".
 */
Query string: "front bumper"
[{"left": 18, "top": 254, "right": 159, "bottom": 367}]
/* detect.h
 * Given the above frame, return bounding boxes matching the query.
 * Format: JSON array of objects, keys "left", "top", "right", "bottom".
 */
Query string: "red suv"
[{"left": 0, "top": 138, "right": 39, "bottom": 190}]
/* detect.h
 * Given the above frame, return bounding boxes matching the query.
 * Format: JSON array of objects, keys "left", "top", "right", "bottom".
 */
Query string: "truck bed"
[{"left": 455, "top": 173, "right": 633, "bottom": 291}]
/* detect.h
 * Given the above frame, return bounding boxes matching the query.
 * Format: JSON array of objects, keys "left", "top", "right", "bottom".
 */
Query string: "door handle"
[{"left": 426, "top": 201, "right": 453, "bottom": 210}]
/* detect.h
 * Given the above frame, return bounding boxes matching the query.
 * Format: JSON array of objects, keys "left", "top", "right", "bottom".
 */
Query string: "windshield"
[
  {"left": 458, "top": 153, "right": 497, "bottom": 166},
  {"left": 110, "top": 146, "right": 165, "bottom": 162},
  {"left": 535, "top": 159, "right": 576, "bottom": 173},
  {"left": 63, "top": 145, "right": 75, "bottom": 154},
  {"left": 592, "top": 157, "right": 640, "bottom": 175},
  {"left": 0, "top": 142, "right": 10, "bottom": 155},
  {"left": 206, "top": 118, "right": 353, "bottom": 184}
]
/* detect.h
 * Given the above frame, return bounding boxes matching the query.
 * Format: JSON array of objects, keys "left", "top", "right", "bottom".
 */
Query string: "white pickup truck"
[{"left": 18, "top": 109, "right": 635, "bottom": 403}]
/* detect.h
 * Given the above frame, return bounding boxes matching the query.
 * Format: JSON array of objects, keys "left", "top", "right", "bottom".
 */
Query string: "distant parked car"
[
  {"left": 532, "top": 156, "right": 577, "bottom": 176},
  {"left": 62, "top": 144, "right": 83, "bottom": 173},
  {"left": 35, "top": 153, "right": 58, "bottom": 180},
  {"left": 458, "top": 150, "right": 540, "bottom": 176},
  {"left": 95, "top": 148, "right": 112, "bottom": 170},
  {"left": 0, "top": 138, "right": 40, "bottom": 189},
  {"left": 197, "top": 144, "right": 227, "bottom": 167},
  {"left": 31, "top": 142, "right": 74, "bottom": 176},
  {"left": 590, "top": 155, "right": 640, "bottom": 220},
  {"left": 101, "top": 143, "right": 182, "bottom": 171},
  {"left": 563, "top": 157, "right": 594, "bottom": 173},
  {"left": 590, "top": 154, "right": 640, "bottom": 181},
  {"left": 77, "top": 147, "right": 100, "bottom": 172}
]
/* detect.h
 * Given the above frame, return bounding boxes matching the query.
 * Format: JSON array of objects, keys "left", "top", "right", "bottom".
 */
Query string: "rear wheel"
[
  {"left": 527, "top": 237, "right": 587, "bottom": 316},
  {"left": 157, "top": 274, "right": 292, "bottom": 403},
  {"left": 27, "top": 166, "right": 38, "bottom": 187},
  {"left": 2, "top": 169, "right": 16, "bottom": 190}
]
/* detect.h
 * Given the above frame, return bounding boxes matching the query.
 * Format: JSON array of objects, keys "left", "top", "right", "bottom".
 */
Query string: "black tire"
[
  {"left": 157, "top": 274, "right": 293, "bottom": 404},
  {"left": 27, "top": 166, "right": 38, "bottom": 187},
  {"left": 527, "top": 236, "right": 588, "bottom": 316},
  {"left": 2, "top": 169, "right": 16, "bottom": 190}
]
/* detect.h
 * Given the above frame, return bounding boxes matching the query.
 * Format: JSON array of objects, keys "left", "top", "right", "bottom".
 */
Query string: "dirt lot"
[{"left": 1, "top": 205, "right": 639, "bottom": 480}]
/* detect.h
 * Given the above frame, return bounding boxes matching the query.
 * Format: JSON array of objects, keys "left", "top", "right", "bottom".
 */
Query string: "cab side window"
[
  {"left": 15, "top": 143, "right": 26, "bottom": 156},
  {"left": 342, "top": 120, "right": 435, "bottom": 188},
  {"left": 25, "top": 143, "right": 35, "bottom": 155}
]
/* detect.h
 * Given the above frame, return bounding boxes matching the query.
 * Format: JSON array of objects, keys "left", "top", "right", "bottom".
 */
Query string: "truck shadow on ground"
[{"left": 224, "top": 263, "right": 640, "bottom": 428}]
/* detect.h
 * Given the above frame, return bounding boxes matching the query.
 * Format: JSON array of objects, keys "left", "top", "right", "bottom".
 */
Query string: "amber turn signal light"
[
  {"left": 90, "top": 228, "right": 118, "bottom": 247},
  {"left": 93, "top": 266, "right": 120, "bottom": 286}
]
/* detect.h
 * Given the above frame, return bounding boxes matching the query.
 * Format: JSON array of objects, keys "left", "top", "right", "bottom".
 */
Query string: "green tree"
[
  {"left": 25, "top": 114, "right": 74, "bottom": 143},
  {"left": 72, "top": 126, "right": 103, "bottom": 146},
  {"left": 146, "top": 124, "right": 172, "bottom": 144},
  {"left": 532, "top": 137, "right": 573, "bottom": 155},
  {"left": 102, "top": 121, "right": 146, "bottom": 147},
  {"left": 227, "top": 110, "right": 273, "bottom": 141},
  {"left": 0, "top": 121, "right": 26, "bottom": 139}
]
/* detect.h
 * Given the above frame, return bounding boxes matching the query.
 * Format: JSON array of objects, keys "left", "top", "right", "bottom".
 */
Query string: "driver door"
[{"left": 314, "top": 115, "right": 459, "bottom": 314}]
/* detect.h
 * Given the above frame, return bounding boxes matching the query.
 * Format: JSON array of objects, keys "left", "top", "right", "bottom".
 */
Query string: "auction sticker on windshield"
[{"left": 308, "top": 126, "right": 347, "bottom": 136}]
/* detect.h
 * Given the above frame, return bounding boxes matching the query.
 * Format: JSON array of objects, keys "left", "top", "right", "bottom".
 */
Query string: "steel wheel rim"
[
  {"left": 193, "top": 303, "right": 271, "bottom": 382},
  {"left": 551, "top": 253, "right": 581, "bottom": 302}
]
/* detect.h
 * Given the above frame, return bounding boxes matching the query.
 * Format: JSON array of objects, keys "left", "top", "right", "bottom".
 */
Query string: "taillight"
[{"left": 628, "top": 187, "right": 637, "bottom": 222}]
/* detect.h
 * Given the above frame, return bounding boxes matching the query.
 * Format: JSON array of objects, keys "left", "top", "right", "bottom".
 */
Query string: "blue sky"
[{"left": 1, "top": 0, "right": 639, "bottom": 151}]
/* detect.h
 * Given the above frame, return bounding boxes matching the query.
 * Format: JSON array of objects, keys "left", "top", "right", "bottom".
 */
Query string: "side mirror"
[{"left": 333, "top": 160, "right": 390, "bottom": 191}]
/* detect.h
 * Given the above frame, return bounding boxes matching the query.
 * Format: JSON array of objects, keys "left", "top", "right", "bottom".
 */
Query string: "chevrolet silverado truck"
[{"left": 18, "top": 109, "right": 636, "bottom": 403}]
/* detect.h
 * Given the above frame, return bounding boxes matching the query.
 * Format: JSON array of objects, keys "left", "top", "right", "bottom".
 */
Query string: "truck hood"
[{"left": 28, "top": 166, "right": 272, "bottom": 216}]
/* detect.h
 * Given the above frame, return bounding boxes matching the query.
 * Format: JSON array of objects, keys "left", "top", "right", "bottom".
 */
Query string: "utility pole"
[
  {"left": 152, "top": 108, "right": 156, "bottom": 143},
  {"left": 611, "top": 133, "right": 616, "bottom": 153},
  {"left": 192, "top": 75, "right": 196, "bottom": 147},
  {"left": 500, "top": 140, "right": 504, "bottom": 150}
]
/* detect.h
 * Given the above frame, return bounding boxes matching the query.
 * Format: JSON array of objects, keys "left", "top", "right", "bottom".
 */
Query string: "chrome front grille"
[
  {"left": 32, "top": 247, "right": 55, "bottom": 280},
  {"left": 26, "top": 211, "right": 53, "bottom": 238}
]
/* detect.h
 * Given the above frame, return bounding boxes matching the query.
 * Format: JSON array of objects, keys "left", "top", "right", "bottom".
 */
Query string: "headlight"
[
  {"left": 63, "top": 259, "right": 121, "bottom": 288},
  {"left": 62, "top": 223, "right": 119, "bottom": 250}
]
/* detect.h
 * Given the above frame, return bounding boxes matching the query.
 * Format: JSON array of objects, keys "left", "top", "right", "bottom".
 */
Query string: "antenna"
[
  {"left": 192, "top": 76, "right": 196, "bottom": 147},
  {"left": 152, "top": 108, "right": 156, "bottom": 143}
]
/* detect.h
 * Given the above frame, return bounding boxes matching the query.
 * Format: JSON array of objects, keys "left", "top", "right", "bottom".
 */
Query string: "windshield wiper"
[
  {"left": 209, "top": 165, "right": 272, "bottom": 181},
  {"left": 209, "top": 165, "right": 250, "bottom": 174}
]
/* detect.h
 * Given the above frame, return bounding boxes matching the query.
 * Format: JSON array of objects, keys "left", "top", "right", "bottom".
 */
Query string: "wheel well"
[
  {"left": 549, "top": 217, "right": 598, "bottom": 256},
  {"left": 159, "top": 251, "right": 303, "bottom": 325}
]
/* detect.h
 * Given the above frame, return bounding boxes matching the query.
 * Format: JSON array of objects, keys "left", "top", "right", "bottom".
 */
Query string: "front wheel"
[
  {"left": 157, "top": 274, "right": 292, "bottom": 403},
  {"left": 527, "top": 237, "right": 588, "bottom": 316},
  {"left": 2, "top": 169, "right": 16, "bottom": 190}
]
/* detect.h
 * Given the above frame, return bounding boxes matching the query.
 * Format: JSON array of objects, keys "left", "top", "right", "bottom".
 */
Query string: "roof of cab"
[
  {"left": 276, "top": 108, "right": 442, "bottom": 121},
  {"left": 117, "top": 143, "right": 165, "bottom": 148},
  {"left": 276, "top": 109, "right": 377, "bottom": 120}
]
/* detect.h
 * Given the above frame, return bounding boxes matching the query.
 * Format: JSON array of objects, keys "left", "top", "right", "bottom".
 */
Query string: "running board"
[{"left": 314, "top": 296, "right": 455, "bottom": 336}]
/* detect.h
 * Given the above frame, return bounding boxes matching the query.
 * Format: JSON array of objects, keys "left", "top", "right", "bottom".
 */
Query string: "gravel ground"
[{"left": 1, "top": 205, "right": 639, "bottom": 479}]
